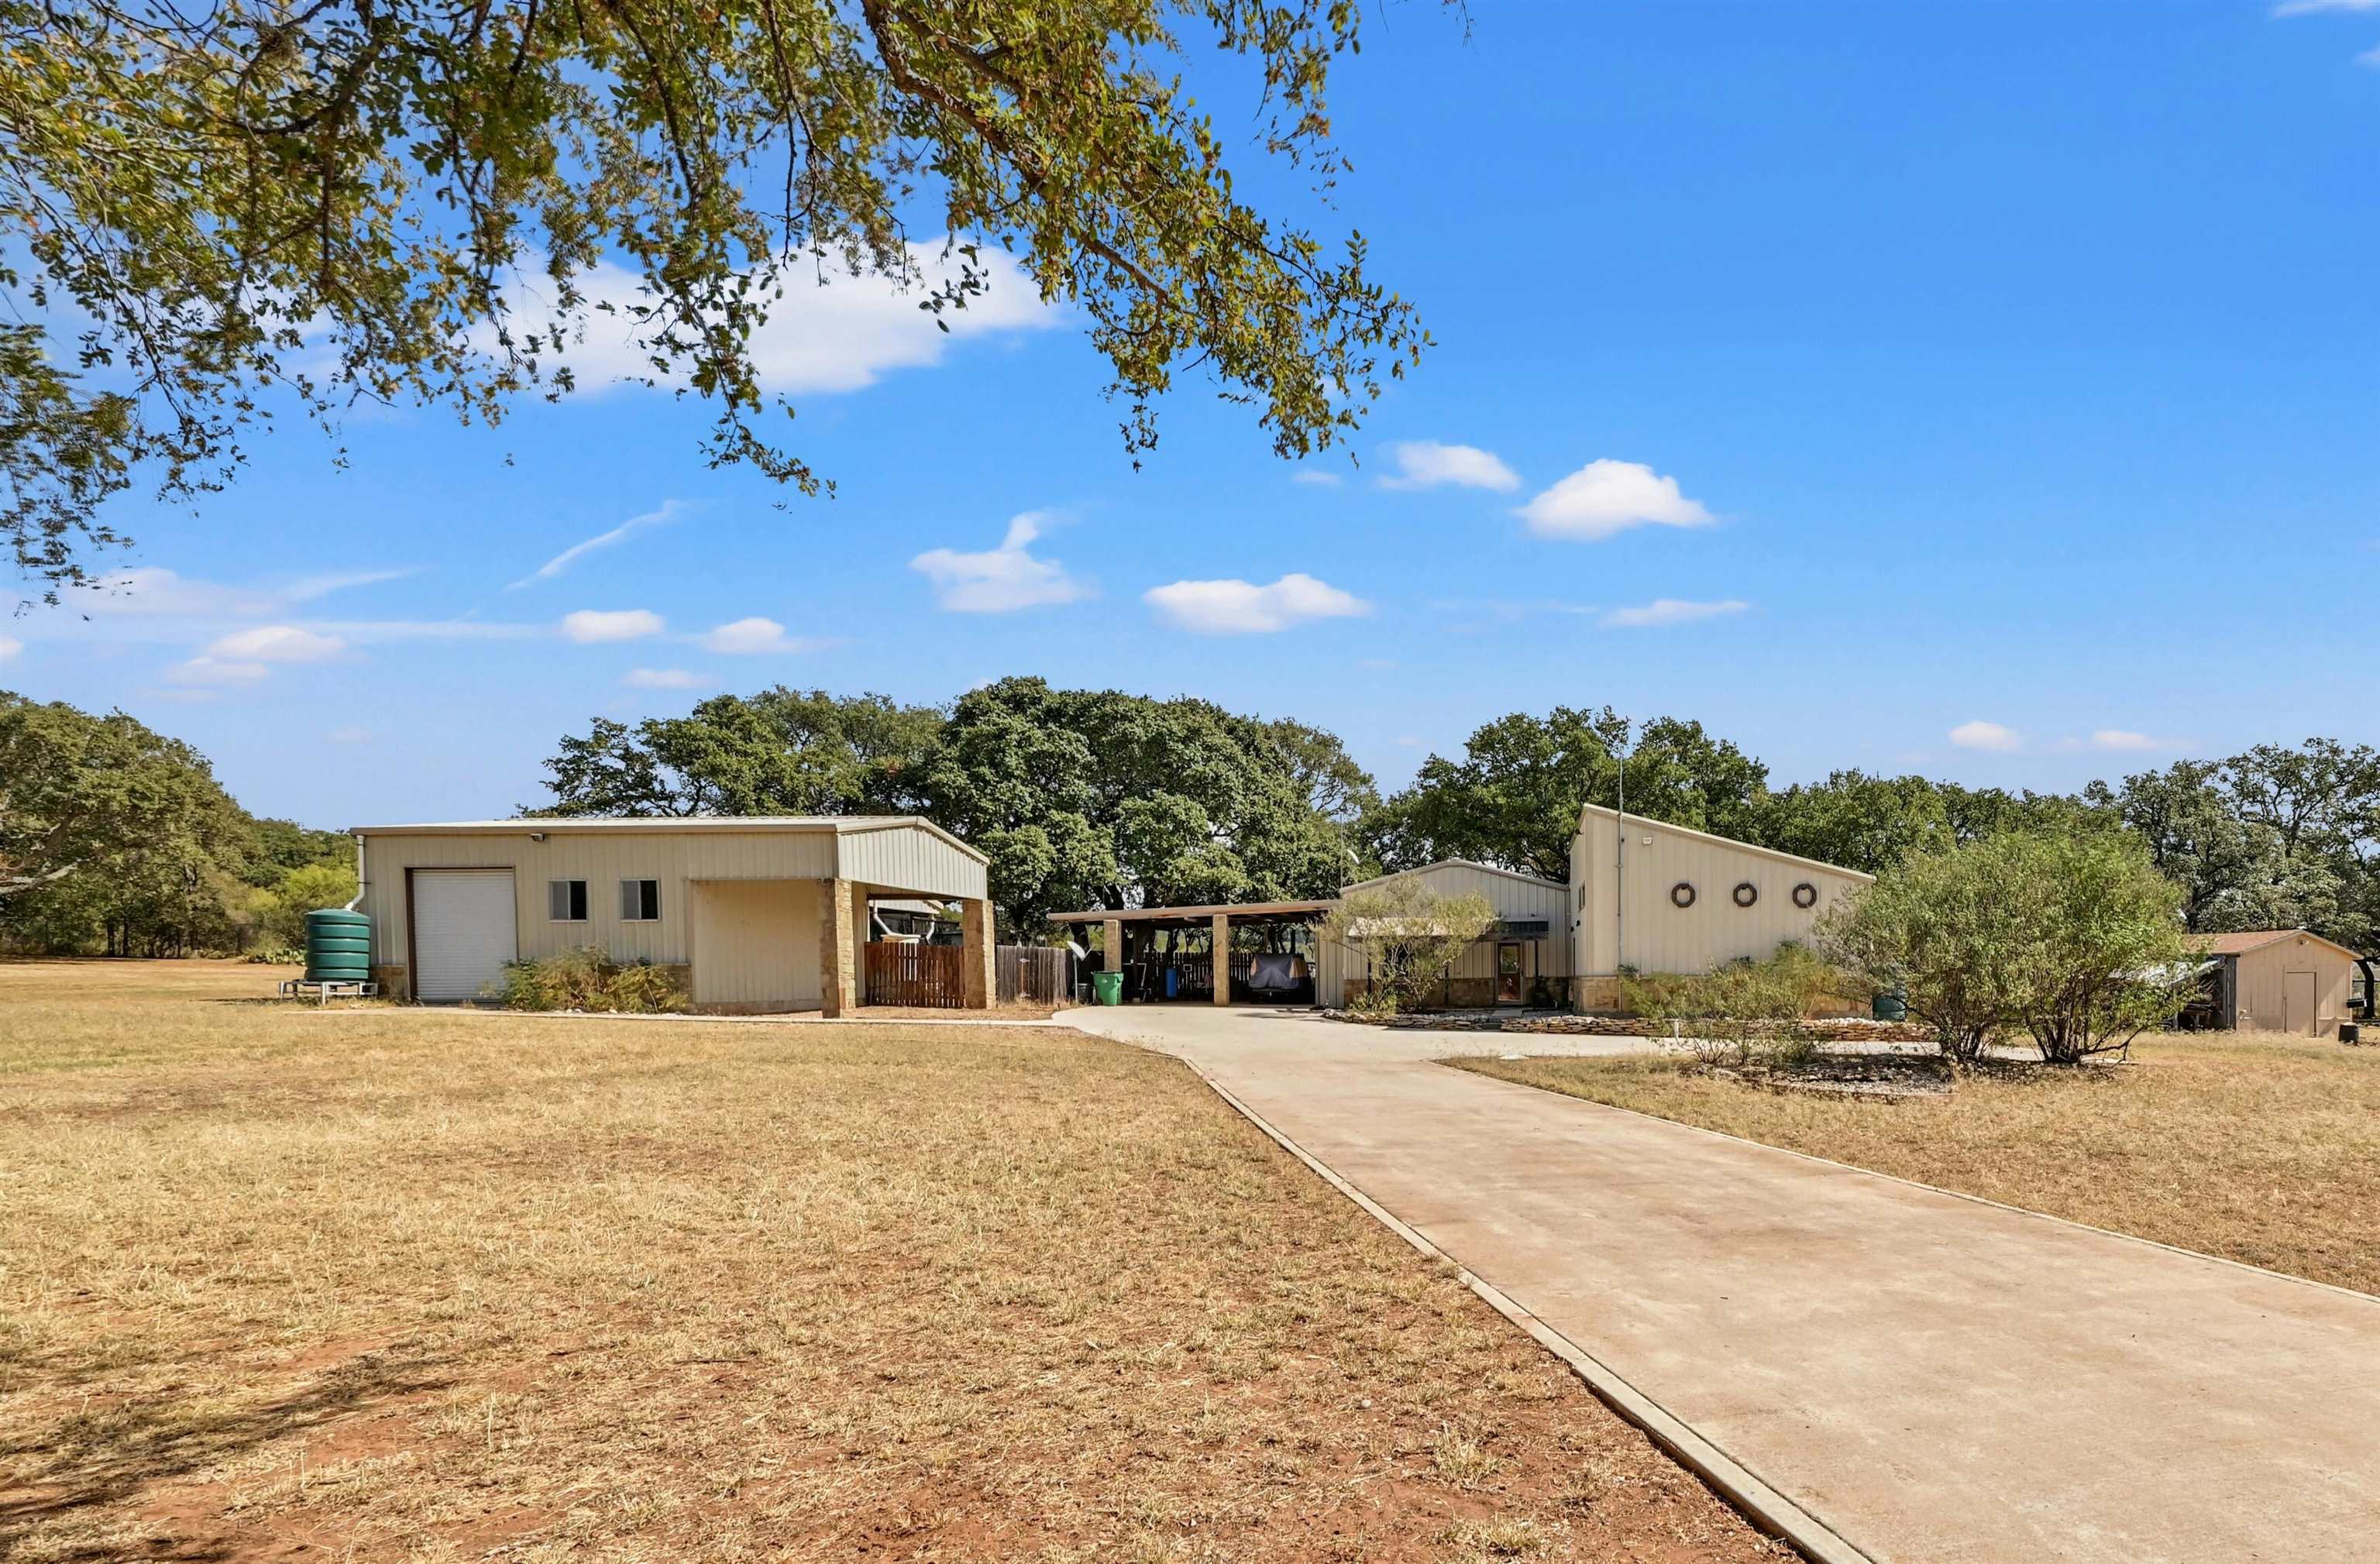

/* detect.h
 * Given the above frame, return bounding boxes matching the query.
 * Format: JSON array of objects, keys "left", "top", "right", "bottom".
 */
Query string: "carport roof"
[{"left": 1047, "top": 898, "right": 1337, "bottom": 924}]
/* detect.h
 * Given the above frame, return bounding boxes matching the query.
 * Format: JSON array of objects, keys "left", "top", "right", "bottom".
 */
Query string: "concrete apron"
[{"left": 1062, "top": 1006, "right": 2380, "bottom": 1564}]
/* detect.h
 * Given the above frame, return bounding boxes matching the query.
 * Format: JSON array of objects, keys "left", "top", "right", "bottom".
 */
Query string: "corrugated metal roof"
[
  {"left": 346, "top": 814, "right": 988, "bottom": 864},
  {"left": 1340, "top": 858, "right": 1567, "bottom": 894}
]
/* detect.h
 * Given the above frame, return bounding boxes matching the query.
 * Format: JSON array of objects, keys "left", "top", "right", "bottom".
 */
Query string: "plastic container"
[
  {"left": 1092, "top": 970, "right": 1124, "bottom": 1006},
  {"left": 1872, "top": 987, "right": 1909, "bottom": 1023},
  {"left": 304, "top": 908, "right": 373, "bottom": 983}
]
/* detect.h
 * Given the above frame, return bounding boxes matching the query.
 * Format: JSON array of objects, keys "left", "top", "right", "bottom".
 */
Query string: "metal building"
[
  {"left": 1569, "top": 804, "right": 1871, "bottom": 1009},
  {"left": 2198, "top": 929, "right": 2359, "bottom": 1037},
  {"left": 349, "top": 816, "right": 993, "bottom": 1012}
]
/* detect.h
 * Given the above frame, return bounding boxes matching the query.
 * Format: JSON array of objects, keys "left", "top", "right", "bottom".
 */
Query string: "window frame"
[
  {"left": 620, "top": 878, "right": 662, "bottom": 923},
  {"left": 548, "top": 878, "right": 590, "bottom": 923}
]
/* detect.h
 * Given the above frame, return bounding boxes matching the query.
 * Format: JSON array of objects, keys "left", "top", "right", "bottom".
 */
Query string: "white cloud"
[
  {"left": 284, "top": 568, "right": 416, "bottom": 602},
  {"left": 1516, "top": 459, "right": 1715, "bottom": 541},
  {"left": 1379, "top": 441, "right": 1521, "bottom": 493},
  {"left": 0, "top": 634, "right": 19, "bottom": 662},
  {"left": 1291, "top": 469, "right": 1344, "bottom": 487},
  {"left": 2361, "top": 43, "right": 2380, "bottom": 64},
  {"left": 164, "top": 656, "right": 270, "bottom": 686},
  {"left": 495, "top": 239, "right": 1055, "bottom": 398},
  {"left": 328, "top": 725, "right": 372, "bottom": 744},
  {"left": 2089, "top": 729, "right": 2160, "bottom": 752},
  {"left": 1601, "top": 597, "right": 1749, "bottom": 628},
  {"left": 623, "top": 668, "right": 709, "bottom": 690},
  {"left": 700, "top": 616, "right": 812, "bottom": 655},
  {"left": 910, "top": 511, "right": 1092, "bottom": 614},
  {"left": 562, "top": 608, "right": 665, "bottom": 643},
  {"left": 1144, "top": 572, "right": 1371, "bottom": 634},
  {"left": 309, "top": 619, "right": 545, "bottom": 643},
  {"left": 77, "top": 566, "right": 404, "bottom": 617},
  {"left": 79, "top": 568, "right": 279, "bottom": 618},
  {"left": 205, "top": 624, "right": 346, "bottom": 663},
  {"left": 1948, "top": 720, "right": 2023, "bottom": 753},
  {"left": 2273, "top": 0, "right": 2378, "bottom": 15},
  {"left": 507, "top": 500, "right": 688, "bottom": 590}
]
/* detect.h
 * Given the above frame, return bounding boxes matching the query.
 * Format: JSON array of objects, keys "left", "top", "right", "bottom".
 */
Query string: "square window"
[
  {"left": 549, "top": 879, "right": 588, "bottom": 922},
  {"left": 620, "top": 879, "right": 661, "bottom": 922}
]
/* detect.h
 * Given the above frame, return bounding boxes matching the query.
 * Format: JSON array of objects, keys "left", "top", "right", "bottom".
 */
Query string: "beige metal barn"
[
  {"left": 1569, "top": 803, "right": 1872, "bottom": 1006},
  {"left": 1314, "top": 860, "right": 1574, "bottom": 1008},
  {"left": 349, "top": 816, "right": 994, "bottom": 1012},
  {"left": 1064, "top": 806, "right": 1873, "bottom": 1012},
  {"left": 2199, "top": 929, "right": 2359, "bottom": 1037}
]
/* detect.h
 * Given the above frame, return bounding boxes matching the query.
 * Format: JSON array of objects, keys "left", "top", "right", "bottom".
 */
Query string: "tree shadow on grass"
[{"left": 0, "top": 1342, "right": 454, "bottom": 1560}]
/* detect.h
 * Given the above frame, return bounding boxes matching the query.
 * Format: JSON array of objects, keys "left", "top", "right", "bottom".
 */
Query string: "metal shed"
[
  {"left": 2199, "top": 929, "right": 2360, "bottom": 1037},
  {"left": 348, "top": 816, "right": 993, "bottom": 1012}
]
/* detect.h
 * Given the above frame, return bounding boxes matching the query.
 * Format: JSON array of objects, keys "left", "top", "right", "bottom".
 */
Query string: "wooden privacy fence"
[
  {"left": 865, "top": 942, "right": 964, "bottom": 1007},
  {"left": 996, "top": 944, "right": 1075, "bottom": 1005}
]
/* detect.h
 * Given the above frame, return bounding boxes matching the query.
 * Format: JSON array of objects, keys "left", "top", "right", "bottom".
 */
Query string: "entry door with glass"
[{"left": 1496, "top": 942, "right": 1525, "bottom": 1005}]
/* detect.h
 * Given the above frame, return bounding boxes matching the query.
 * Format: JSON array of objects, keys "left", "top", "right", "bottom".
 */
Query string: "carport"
[{"left": 1047, "top": 899, "right": 1333, "bottom": 1005}]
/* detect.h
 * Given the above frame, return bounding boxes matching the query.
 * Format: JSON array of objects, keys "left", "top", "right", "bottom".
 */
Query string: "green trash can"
[
  {"left": 1873, "top": 986, "right": 1909, "bottom": 1023},
  {"left": 1092, "top": 969, "right": 1124, "bottom": 1006}
]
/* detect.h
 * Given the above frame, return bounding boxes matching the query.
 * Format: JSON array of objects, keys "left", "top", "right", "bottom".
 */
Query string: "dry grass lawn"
[
  {"left": 1, "top": 958, "right": 1783, "bottom": 1564},
  {"left": 1453, "top": 1033, "right": 2380, "bottom": 1297}
]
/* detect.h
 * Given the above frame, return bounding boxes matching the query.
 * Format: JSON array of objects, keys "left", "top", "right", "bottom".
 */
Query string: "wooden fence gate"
[
  {"left": 996, "top": 944, "right": 1075, "bottom": 1005},
  {"left": 865, "top": 942, "right": 964, "bottom": 1007}
]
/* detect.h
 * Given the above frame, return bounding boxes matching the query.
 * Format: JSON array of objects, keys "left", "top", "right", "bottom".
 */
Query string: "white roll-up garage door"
[{"left": 411, "top": 869, "right": 518, "bottom": 1002}]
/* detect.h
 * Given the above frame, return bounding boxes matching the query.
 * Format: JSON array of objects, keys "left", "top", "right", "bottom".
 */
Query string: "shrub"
[
  {"left": 494, "top": 947, "right": 689, "bottom": 1013},
  {"left": 1318, "top": 880, "right": 1498, "bottom": 1016},
  {"left": 1622, "top": 949, "right": 1835, "bottom": 1071},
  {"left": 1821, "top": 830, "right": 2191, "bottom": 1065}
]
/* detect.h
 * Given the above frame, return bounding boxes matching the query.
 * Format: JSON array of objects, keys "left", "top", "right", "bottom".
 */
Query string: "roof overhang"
[
  {"left": 346, "top": 814, "right": 990, "bottom": 865},
  {"left": 1047, "top": 899, "right": 1338, "bottom": 925}
]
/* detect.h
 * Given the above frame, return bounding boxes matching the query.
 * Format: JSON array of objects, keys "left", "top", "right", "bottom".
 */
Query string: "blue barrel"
[{"left": 304, "top": 909, "right": 373, "bottom": 983}]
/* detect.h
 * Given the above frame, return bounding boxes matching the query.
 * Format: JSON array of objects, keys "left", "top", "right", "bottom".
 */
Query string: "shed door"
[
  {"left": 2283, "top": 970, "right": 2319, "bottom": 1037},
  {"left": 412, "top": 870, "right": 518, "bottom": 1002}
]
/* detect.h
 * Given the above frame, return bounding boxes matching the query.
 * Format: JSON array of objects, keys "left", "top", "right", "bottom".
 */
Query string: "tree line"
[
  {"left": 532, "top": 682, "right": 2379, "bottom": 951},
  {"left": 6, "top": 679, "right": 2371, "bottom": 958},
  {"left": 0, "top": 693, "right": 353, "bottom": 956}
]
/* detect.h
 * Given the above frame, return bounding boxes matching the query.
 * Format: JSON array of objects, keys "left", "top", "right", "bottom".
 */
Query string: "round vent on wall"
[
  {"left": 1792, "top": 882, "right": 1818, "bottom": 909},
  {"left": 1670, "top": 882, "right": 1697, "bottom": 909},
  {"left": 1733, "top": 882, "right": 1759, "bottom": 908}
]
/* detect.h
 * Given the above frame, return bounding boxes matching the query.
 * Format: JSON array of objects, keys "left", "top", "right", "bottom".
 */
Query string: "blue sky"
[{"left": 6, "top": 0, "right": 2375, "bottom": 829}]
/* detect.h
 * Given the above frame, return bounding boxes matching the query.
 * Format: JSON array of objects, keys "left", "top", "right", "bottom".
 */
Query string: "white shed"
[{"left": 349, "top": 816, "right": 993, "bottom": 1013}]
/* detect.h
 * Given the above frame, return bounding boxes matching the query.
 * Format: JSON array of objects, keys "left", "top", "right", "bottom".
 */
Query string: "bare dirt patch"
[
  {"left": 2, "top": 959, "right": 1784, "bottom": 1563},
  {"left": 1453, "top": 1033, "right": 2380, "bottom": 1295}
]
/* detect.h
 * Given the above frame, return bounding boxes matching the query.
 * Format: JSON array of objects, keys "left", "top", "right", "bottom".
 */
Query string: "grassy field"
[
  {"left": 1454, "top": 1033, "right": 2380, "bottom": 1296},
  {"left": 1, "top": 960, "right": 1783, "bottom": 1564}
]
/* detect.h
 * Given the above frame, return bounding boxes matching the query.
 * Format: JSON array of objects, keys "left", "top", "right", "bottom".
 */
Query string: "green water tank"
[{"left": 304, "top": 908, "right": 373, "bottom": 984}]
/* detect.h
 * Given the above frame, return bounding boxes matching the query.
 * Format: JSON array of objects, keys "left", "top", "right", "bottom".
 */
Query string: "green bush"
[
  {"left": 494, "top": 947, "right": 690, "bottom": 1013},
  {"left": 1820, "top": 829, "right": 2191, "bottom": 1065},
  {"left": 1622, "top": 949, "right": 1838, "bottom": 1071}
]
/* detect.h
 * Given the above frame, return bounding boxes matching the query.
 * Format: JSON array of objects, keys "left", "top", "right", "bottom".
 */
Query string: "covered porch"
[{"left": 1048, "top": 899, "right": 1333, "bottom": 1005}]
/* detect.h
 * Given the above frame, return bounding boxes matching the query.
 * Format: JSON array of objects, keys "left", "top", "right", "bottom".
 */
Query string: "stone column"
[
  {"left": 961, "top": 897, "right": 996, "bottom": 1009},
  {"left": 820, "top": 877, "right": 858, "bottom": 1017},
  {"left": 1102, "top": 918, "right": 1124, "bottom": 991},
  {"left": 851, "top": 882, "right": 872, "bottom": 1005},
  {"left": 1212, "top": 912, "right": 1231, "bottom": 1005}
]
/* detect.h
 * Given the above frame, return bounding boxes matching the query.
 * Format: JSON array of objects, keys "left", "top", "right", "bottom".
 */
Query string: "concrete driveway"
[{"left": 1062, "top": 1004, "right": 2380, "bottom": 1564}]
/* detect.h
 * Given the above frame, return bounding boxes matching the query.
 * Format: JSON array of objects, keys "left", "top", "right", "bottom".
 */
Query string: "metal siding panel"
[
  {"left": 835, "top": 827, "right": 989, "bottom": 900},
  {"left": 690, "top": 880, "right": 821, "bottom": 1009},
  {"left": 1572, "top": 816, "right": 1866, "bottom": 976},
  {"left": 357, "top": 828, "right": 846, "bottom": 969}
]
